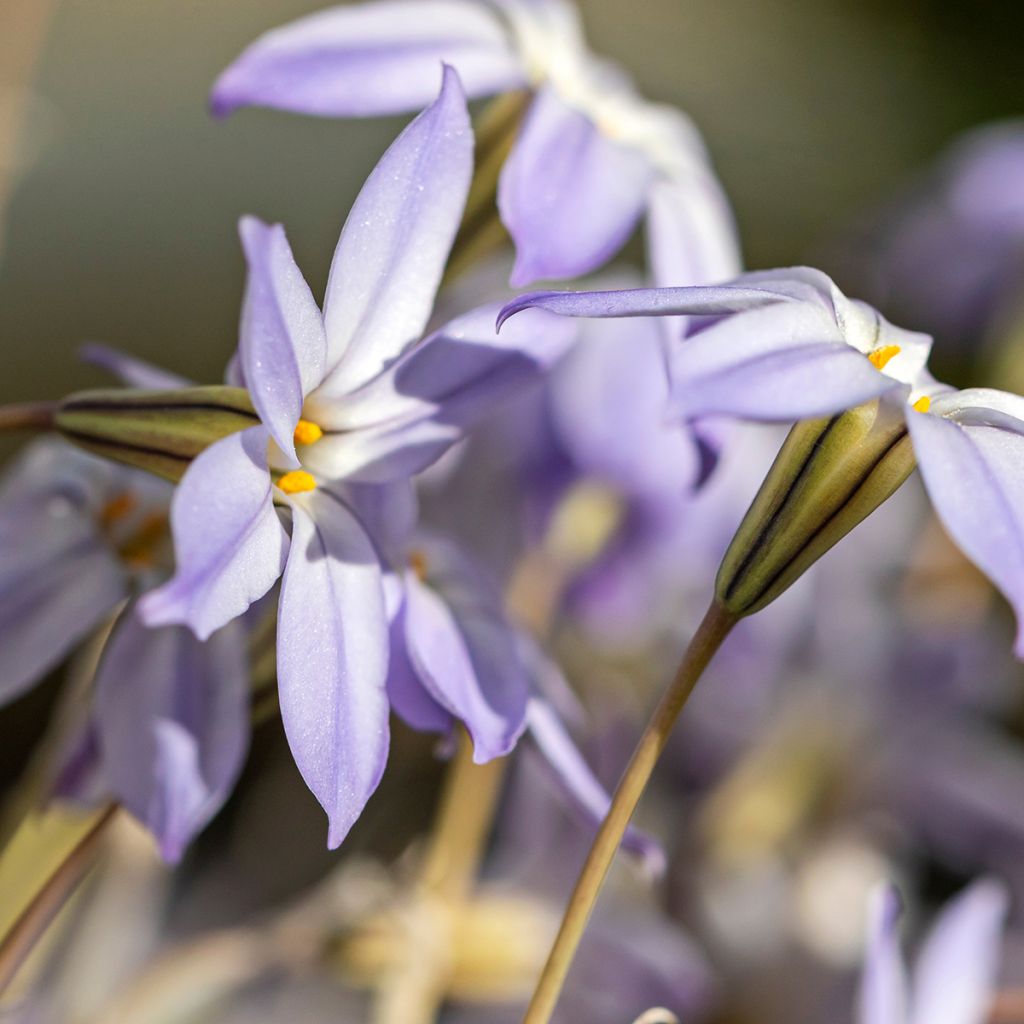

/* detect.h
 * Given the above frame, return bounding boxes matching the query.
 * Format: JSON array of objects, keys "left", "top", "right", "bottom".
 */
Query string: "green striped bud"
[
  {"left": 55, "top": 386, "right": 258, "bottom": 482},
  {"left": 716, "top": 397, "right": 917, "bottom": 617}
]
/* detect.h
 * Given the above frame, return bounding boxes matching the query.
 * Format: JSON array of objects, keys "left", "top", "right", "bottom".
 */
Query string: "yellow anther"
[
  {"left": 99, "top": 492, "right": 137, "bottom": 527},
  {"left": 293, "top": 419, "right": 323, "bottom": 446},
  {"left": 868, "top": 345, "right": 901, "bottom": 371},
  {"left": 409, "top": 549, "right": 429, "bottom": 582},
  {"left": 912, "top": 395, "right": 931, "bottom": 414},
  {"left": 277, "top": 470, "right": 317, "bottom": 494}
]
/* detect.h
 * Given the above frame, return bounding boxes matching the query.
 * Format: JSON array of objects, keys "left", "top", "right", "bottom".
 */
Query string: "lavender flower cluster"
[{"left": 2, "top": 2, "right": 1024, "bottom": 1022}]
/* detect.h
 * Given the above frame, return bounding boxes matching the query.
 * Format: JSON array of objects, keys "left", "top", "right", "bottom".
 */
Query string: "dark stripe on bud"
[
  {"left": 716, "top": 397, "right": 916, "bottom": 617},
  {"left": 56, "top": 386, "right": 258, "bottom": 482}
]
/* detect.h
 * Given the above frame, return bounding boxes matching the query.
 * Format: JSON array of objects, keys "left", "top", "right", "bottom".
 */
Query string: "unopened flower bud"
[
  {"left": 55, "top": 386, "right": 258, "bottom": 482},
  {"left": 716, "top": 396, "right": 917, "bottom": 617}
]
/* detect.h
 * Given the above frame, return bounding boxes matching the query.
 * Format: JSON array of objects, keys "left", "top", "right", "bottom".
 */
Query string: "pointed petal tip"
[
  {"left": 875, "top": 881, "right": 904, "bottom": 929},
  {"left": 637, "top": 838, "right": 668, "bottom": 880},
  {"left": 159, "top": 835, "right": 186, "bottom": 865},
  {"left": 496, "top": 292, "right": 556, "bottom": 332},
  {"left": 136, "top": 588, "right": 214, "bottom": 643},
  {"left": 208, "top": 85, "right": 235, "bottom": 120},
  {"left": 429, "top": 62, "right": 469, "bottom": 132},
  {"left": 508, "top": 261, "right": 540, "bottom": 290},
  {"left": 326, "top": 817, "right": 351, "bottom": 851}
]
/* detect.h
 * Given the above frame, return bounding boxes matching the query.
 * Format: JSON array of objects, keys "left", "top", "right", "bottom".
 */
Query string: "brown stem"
[
  {"left": 0, "top": 401, "right": 56, "bottom": 433},
  {"left": 522, "top": 603, "right": 736, "bottom": 1024},
  {"left": 0, "top": 804, "right": 117, "bottom": 995}
]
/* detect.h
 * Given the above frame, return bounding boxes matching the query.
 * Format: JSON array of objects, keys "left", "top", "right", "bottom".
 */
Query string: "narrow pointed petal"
[
  {"left": 238, "top": 216, "right": 326, "bottom": 464},
  {"left": 858, "top": 885, "right": 910, "bottom": 1024},
  {"left": 386, "top": 599, "right": 454, "bottom": 734},
  {"left": 317, "top": 66, "right": 473, "bottom": 395},
  {"left": 496, "top": 283, "right": 795, "bottom": 331},
  {"left": 499, "top": 86, "right": 653, "bottom": 287},
  {"left": 305, "top": 303, "right": 576, "bottom": 482},
  {"left": 908, "top": 405, "right": 1024, "bottom": 658},
  {"left": 646, "top": 174, "right": 741, "bottom": 290},
  {"left": 79, "top": 342, "right": 192, "bottom": 389},
  {"left": 277, "top": 493, "right": 390, "bottom": 848},
  {"left": 910, "top": 879, "right": 1008, "bottom": 1024},
  {"left": 402, "top": 545, "right": 528, "bottom": 762},
  {"left": 525, "top": 696, "right": 664, "bottom": 873},
  {"left": 670, "top": 300, "right": 905, "bottom": 421},
  {"left": 210, "top": 1, "right": 523, "bottom": 118},
  {"left": 94, "top": 608, "right": 250, "bottom": 863},
  {"left": 139, "top": 427, "right": 288, "bottom": 640}
]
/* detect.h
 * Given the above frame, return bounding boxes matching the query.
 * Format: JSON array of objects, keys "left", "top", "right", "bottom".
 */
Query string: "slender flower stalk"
[
  {"left": 0, "top": 804, "right": 117, "bottom": 996},
  {"left": 372, "top": 729, "right": 506, "bottom": 1024},
  {"left": 522, "top": 602, "right": 736, "bottom": 1024},
  {"left": 0, "top": 401, "right": 55, "bottom": 433},
  {"left": 416, "top": 730, "right": 507, "bottom": 904}
]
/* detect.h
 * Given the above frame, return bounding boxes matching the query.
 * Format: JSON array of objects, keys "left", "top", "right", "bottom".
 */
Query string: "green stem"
[
  {"left": 522, "top": 602, "right": 736, "bottom": 1024},
  {"left": 0, "top": 401, "right": 55, "bottom": 433}
]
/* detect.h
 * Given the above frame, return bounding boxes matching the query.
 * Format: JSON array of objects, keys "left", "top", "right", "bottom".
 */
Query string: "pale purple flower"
[
  {"left": 858, "top": 881, "right": 1008, "bottom": 1024},
  {"left": 831, "top": 121, "right": 1024, "bottom": 353},
  {"left": 140, "top": 69, "right": 574, "bottom": 847},
  {"left": 387, "top": 531, "right": 530, "bottom": 762},
  {"left": 209, "top": 0, "right": 738, "bottom": 287},
  {"left": 387, "top": 528, "right": 662, "bottom": 868},
  {"left": 500, "top": 266, "right": 1024, "bottom": 657},
  {"left": 0, "top": 440, "right": 138, "bottom": 704},
  {"left": 91, "top": 605, "right": 250, "bottom": 863},
  {"left": 0, "top": 437, "right": 249, "bottom": 862}
]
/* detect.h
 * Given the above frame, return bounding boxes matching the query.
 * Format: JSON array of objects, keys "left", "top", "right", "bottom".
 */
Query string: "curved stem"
[
  {"left": 0, "top": 401, "right": 56, "bottom": 433},
  {"left": 522, "top": 602, "right": 736, "bottom": 1024}
]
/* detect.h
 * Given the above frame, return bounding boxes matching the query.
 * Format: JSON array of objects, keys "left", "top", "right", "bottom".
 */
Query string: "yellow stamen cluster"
[
  {"left": 278, "top": 469, "right": 317, "bottom": 494},
  {"left": 293, "top": 419, "right": 323, "bottom": 446},
  {"left": 912, "top": 395, "right": 931, "bottom": 413},
  {"left": 867, "top": 345, "right": 901, "bottom": 371}
]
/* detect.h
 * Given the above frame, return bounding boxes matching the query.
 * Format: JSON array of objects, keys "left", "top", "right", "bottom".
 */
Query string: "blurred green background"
[{"left": 0, "top": 0, "right": 1021, "bottom": 409}]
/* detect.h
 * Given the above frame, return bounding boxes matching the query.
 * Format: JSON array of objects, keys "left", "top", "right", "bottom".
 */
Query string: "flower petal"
[
  {"left": 277, "top": 492, "right": 390, "bottom": 848},
  {"left": 549, "top": 313, "right": 704, "bottom": 497},
  {"left": 386, "top": 597, "right": 454, "bottom": 734},
  {"left": 908, "top": 405, "right": 1024, "bottom": 658},
  {"left": 305, "top": 303, "right": 576, "bottom": 482},
  {"left": 499, "top": 85, "right": 653, "bottom": 287},
  {"left": 669, "top": 300, "right": 906, "bottom": 421},
  {"left": 0, "top": 443, "right": 127, "bottom": 704},
  {"left": 645, "top": 175, "right": 741, "bottom": 292},
  {"left": 316, "top": 65, "right": 473, "bottom": 396},
  {"left": 94, "top": 607, "right": 250, "bottom": 863},
  {"left": 138, "top": 426, "right": 288, "bottom": 640},
  {"left": 210, "top": 1, "right": 523, "bottom": 118},
  {"left": 402, "top": 537, "right": 528, "bottom": 761},
  {"left": 79, "top": 342, "right": 192, "bottom": 389},
  {"left": 858, "top": 884, "right": 909, "bottom": 1024},
  {"left": 238, "top": 216, "right": 326, "bottom": 464},
  {"left": 0, "top": 525, "right": 124, "bottom": 705},
  {"left": 496, "top": 282, "right": 795, "bottom": 331},
  {"left": 910, "top": 878, "right": 1008, "bottom": 1024},
  {"left": 524, "top": 695, "right": 664, "bottom": 873}
]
